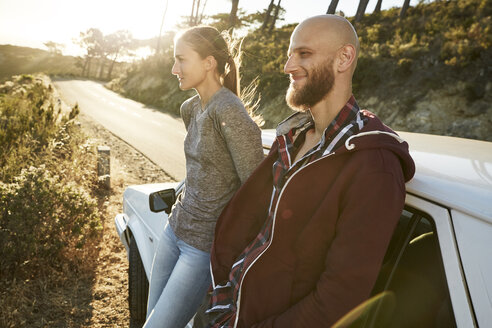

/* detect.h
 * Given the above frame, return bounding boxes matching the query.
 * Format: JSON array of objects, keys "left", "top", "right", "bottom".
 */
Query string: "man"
[{"left": 205, "top": 15, "right": 415, "bottom": 327}]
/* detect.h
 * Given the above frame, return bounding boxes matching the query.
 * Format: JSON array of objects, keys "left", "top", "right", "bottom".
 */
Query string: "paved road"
[{"left": 54, "top": 79, "right": 186, "bottom": 180}]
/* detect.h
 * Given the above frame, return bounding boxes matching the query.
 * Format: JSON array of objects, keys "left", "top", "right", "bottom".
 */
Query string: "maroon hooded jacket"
[{"left": 210, "top": 111, "right": 415, "bottom": 327}]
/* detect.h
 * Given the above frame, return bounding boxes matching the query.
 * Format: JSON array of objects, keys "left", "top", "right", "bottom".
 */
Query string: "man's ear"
[
  {"left": 204, "top": 55, "right": 217, "bottom": 71},
  {"left": 336, "top": 44, "right": 357, "bottom": 73}
]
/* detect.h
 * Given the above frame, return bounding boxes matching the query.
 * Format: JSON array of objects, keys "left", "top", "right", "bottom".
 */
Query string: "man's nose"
[{"left": 284, "top": 56, "right": 296, "bottom": 74}]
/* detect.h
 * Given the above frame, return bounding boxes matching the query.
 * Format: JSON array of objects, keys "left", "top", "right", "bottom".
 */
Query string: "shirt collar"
[
  {"left": 276, "top": 95, "right": 361, "bottom": 149},
  {"left": 318, "top": 95, "right": 360, "bottom": 149}
]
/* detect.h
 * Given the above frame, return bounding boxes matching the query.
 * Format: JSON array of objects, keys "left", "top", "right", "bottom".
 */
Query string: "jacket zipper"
[{"left": 233, "top": 153, "right": 335, "bottom": 328}]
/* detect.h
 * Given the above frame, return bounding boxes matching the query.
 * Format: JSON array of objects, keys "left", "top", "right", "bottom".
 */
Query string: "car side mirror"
[{"left": 149, "top": 189, "right": 176, "bottom": 214}]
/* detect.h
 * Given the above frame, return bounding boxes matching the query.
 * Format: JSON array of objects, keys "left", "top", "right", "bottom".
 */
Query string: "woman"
[{"left": 143, "top": 26, "right": 264, "bottom": 328}]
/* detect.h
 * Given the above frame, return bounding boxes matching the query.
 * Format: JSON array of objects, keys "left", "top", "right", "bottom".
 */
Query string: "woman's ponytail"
[{"left": 223, "top": 55, "right": 240, "bottom": 96}]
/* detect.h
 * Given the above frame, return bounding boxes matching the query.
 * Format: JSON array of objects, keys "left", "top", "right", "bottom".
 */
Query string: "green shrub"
[
  {"left": 0, "top": 166, "right": 102, "bottom": 279},
  {"left": 0, "top": 77, "right": 58, "bottom": 181},
  {"left": 0, "top": 74, "right": 103, "bottom": 280},
  {"left": 441, "top": 16, "right": 491, "bottom": 66}
]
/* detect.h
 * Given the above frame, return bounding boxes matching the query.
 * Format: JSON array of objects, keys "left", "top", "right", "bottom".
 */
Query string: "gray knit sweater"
[{"left": 168, "top": 87, "right": 264, "bottom": 252}]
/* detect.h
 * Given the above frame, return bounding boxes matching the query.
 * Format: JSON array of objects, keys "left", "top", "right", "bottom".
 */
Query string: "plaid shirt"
[{"left": 206, "top": 96, "right": 367, "bottom": 328}]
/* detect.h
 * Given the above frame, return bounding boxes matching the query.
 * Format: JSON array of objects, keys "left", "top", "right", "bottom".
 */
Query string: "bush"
[
  {"left": 441, "top": 16, "right": 492, "bottom": 66},
  {"left": 0, "top": 166, "right": 101, "bottom": 279},
  {"left": 0, "top": 76, "right": 58, "bottom": 181},
  {"left": 0, "top": 74, "right": 103, "bottom": 280}
]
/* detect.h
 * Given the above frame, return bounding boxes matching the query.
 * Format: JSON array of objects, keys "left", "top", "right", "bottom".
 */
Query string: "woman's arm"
[{"left": 215, "top": 103, "right": 264, "bottom": 184}]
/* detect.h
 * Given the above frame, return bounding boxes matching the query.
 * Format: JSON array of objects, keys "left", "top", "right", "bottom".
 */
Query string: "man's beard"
[{"left": 286, "top": 59, "right": 335, "bottom": 111}]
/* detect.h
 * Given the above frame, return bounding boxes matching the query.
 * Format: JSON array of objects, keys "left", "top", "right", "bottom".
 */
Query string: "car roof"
[
  {"left": 399, "top": 131, "right": 492, "bottom": 223},
  {"left": 261, "top": 129, "right": 492, "bottom": 223}
]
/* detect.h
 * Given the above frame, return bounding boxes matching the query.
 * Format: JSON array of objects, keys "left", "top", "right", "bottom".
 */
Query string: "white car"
[{"left": 115, "top": 130, "right": 492, "bottom": 328}]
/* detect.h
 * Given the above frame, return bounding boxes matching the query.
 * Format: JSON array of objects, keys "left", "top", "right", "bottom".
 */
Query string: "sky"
[{"left": 0, "top": 0, "right": 419, "bottom": 56}]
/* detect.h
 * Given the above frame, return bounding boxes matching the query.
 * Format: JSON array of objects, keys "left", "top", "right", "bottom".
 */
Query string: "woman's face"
[{"left": 172, "top": 39, "right": 208, "bottom": 91}]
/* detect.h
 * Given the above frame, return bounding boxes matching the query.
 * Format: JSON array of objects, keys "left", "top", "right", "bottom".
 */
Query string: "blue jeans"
[{"left": 144, "top": 224, "right": 211, "bottom": 328}]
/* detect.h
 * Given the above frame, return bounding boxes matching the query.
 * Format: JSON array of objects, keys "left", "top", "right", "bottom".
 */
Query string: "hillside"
[
  {"left": 0, "top": 45, "right": 80, "bottom": 79},
  {"left": 0, "top": 44, "right": 130, "bottom": 82},
  {"left": 108, "top": 0, "right": 491, "bottom": 141}
]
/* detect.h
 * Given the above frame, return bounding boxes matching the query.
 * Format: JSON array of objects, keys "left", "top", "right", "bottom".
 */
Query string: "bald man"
[{"left": 204, "top": 15, "right": 415, "bottom": 327}]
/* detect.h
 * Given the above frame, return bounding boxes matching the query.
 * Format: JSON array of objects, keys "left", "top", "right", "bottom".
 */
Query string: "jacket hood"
[
  {"left": 350, "top": 111, "right": 415, "bottom": 182},
  {"left": 276, "top": 110, "right": 415, "bottom": 182}
]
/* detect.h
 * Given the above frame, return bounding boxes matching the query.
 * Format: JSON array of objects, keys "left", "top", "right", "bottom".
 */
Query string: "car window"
[{"left": 351, "top": 206, "right": 456, "bottom": 328}]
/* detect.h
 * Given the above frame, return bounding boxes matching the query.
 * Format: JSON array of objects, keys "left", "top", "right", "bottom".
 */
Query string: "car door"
[
  {"left": 451, "top": 210, "right": 492, "bottom": 327},
  {"left": 347, "top": 194, "right": 476, "bottom": 328}
]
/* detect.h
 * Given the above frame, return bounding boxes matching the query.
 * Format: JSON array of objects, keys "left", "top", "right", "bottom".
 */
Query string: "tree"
[
  {"left": 261, "top": 0, "right": 275, "bottom": 31},
  {"left": 239, "top": 10, "right": 268, "bottom": 31},
  {"left": 189, "top": 0, "right": 207, "bottom": 26},
  {"left": 156, "top": 0, "right": 169, "bottom": 54},
  {"left": 400, "top": 0, "right": 411, "bottom": 18},
  {"left": 327, "top": 0, "right": 339, "bottom": 14},
  {"left": 354, "top": 0, "right": 370, "bottom": 23},
  {"left": 104, "top": 30, "right": 133, "bottom": 79},
  {"left": 193, "top": 0, "right": 201, "bottom": 25},
  {"left": 374, "top": 0, "right": 383, "bottom": 13},
  {"left": 258, "top": 0, "right": 285, "bottom": 34},
  {"left": 75, "top": 28, "right": 104, "bottom": 77},
  {"left": 229, "top": 0, "right": 240, "bottom": 29},
  {"left": 268, "top": 0, "right": 282, "bottom": 33},
  {"left": 190, "top": 0, "right": 197, "bottom": 25},
  {"left": 44, "top": 41, "right": 64, "bottom": 56},
  {"left": 199, "top": 0, "right": 208, "bottom": 24},
  {"left": 97, "top": 41, "right": 108, "bottom": 79}
]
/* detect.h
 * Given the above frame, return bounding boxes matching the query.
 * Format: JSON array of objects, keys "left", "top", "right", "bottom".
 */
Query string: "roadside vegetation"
[{"left": 0, "top": 74, "right": 104, "bottom": 327}]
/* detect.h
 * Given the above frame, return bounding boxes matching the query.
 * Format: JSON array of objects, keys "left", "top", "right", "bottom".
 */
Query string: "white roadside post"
[{"left": 97, "top": 145, "right": 111, "bottom": 188}]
